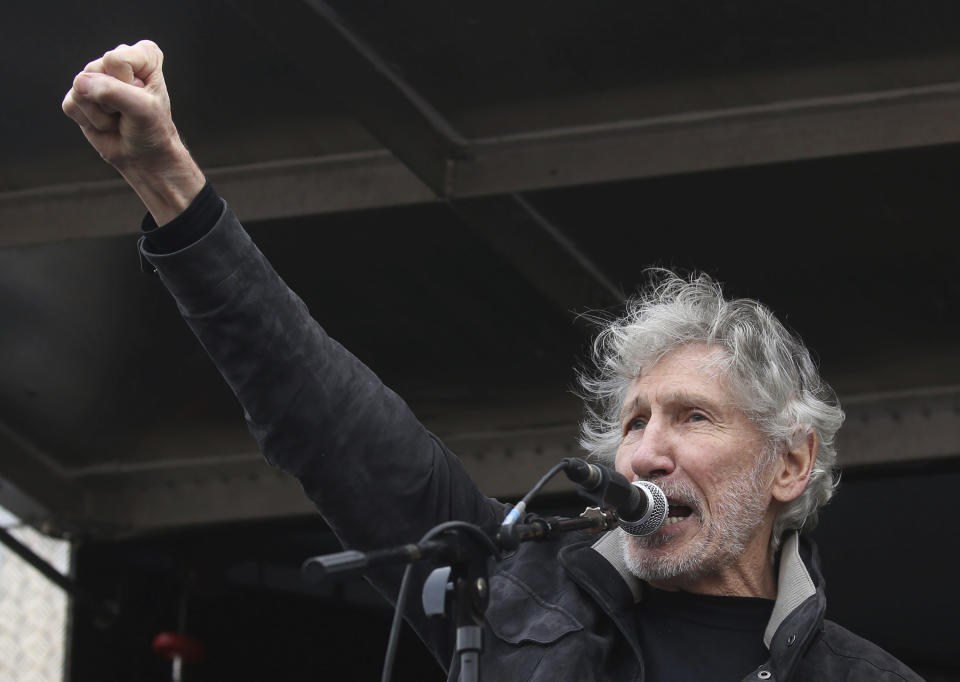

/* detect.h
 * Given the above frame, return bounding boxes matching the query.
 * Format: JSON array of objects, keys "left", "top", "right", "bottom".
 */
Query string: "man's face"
[{"left": 614, "top": 343, "right": 777, "bottom": 596}]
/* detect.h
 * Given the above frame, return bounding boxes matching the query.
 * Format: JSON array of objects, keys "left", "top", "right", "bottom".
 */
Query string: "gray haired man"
[{"left": 63, "top": 40, "right": 922, "bottom": 681}]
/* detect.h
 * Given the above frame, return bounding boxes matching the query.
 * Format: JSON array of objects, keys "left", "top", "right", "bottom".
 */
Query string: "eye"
[
  {"left": 687, "top": 411, "right": 708, "bottom": 423},
  {"left": 626, "top": 416, "right": 647, "bottom": 432}
]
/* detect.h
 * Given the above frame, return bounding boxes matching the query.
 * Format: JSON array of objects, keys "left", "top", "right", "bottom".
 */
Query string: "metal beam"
[
  {"left": 837, "top": 385, "right": 960, "bottom": 468},
  {"left": 0, "top": 151, "right": 432, "bottom": 248},
  {"left": 0, "top": 420, "right": 83, "bottom": 532},
  {"left": 459, "top": 80, "right": 960, "bottom": 196},
  {"left": 226, "top": 0, "right": 469, "bottom": 197},
  {"left": 79, "top": 461, "right": 315, "bottom": 536},
  {"left": 229, "top": 0, "right": 622, "bottom": 311},
  {"left": 37, "top": 386, "right": 959, "bottom": 538},
  {"left": 450, "top": 193, "right": 625, "bottom": 312},
  {"left": 7, "top": 80, "right": 960, "bottom": 250}
]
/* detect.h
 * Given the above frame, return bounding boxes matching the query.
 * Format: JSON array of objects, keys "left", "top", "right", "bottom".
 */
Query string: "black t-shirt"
[{"left": 636, "top": 587, "right": 773, "bottom": 681}]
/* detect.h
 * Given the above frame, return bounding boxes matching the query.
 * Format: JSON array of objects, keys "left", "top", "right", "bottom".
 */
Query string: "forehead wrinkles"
[
  {"left": 620, "top": 389, "right": 722, "bottom": 421},
  {"left": 620, "top": 345, "right": 734, "bottom": 420}
]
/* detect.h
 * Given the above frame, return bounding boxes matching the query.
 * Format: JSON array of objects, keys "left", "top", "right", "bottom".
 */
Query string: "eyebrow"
[{"left": 620, "top": 390, "right": 723, "bottom": 422}]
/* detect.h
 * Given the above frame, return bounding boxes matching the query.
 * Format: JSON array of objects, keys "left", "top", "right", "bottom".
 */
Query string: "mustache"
[{"left": 649, "top": 477, "right": 703, "bottom": 517}]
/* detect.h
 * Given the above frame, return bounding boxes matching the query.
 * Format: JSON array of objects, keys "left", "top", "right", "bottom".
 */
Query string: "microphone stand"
[
  {"left": 301, "top": 508, "right": 619, "bottom": 682},
  {"left": 420, "top": 530, "right": 491, "bottom": 682}
]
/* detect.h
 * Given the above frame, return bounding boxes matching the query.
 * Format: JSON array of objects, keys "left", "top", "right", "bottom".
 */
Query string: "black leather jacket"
[{"left": 141, "top": 199, "right": 922, "bottom": 682}]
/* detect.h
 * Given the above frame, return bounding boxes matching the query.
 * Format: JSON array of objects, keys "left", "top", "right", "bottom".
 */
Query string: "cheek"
[
  {"left": 681, "top": 441, "right": 752, "bottom": 490},
  {"left": 675, "top": 456, "right": 721, "bottom": 493},
  {"left": 699, "top": 438, "right": 766, "bottom": 486},
  {"left": 613, "top": 442, "right": 633, "bottom": 479}
]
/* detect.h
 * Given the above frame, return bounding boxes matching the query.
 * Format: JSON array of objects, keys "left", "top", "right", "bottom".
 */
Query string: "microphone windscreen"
[{"left": 618, "top": 481, "right": 668, "bottom": 536}]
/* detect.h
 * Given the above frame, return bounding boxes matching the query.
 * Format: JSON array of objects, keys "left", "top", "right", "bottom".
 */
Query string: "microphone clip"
[{"left": 562, "top": 457, "right": 638, "bottom": 515}]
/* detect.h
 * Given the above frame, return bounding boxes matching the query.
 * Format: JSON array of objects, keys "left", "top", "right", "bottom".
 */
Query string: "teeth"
[{"left": 663, "top": 516, "right": 686, "bottom": 526}]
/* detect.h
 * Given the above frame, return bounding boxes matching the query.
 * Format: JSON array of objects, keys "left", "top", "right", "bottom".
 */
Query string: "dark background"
[{"left": 0, "top": 1, "right": 958, "bottom": 680}]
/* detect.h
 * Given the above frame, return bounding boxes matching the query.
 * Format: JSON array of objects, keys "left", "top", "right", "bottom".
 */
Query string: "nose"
[{"left": 623, "top": 416, "right": 676, "bottom": 481}]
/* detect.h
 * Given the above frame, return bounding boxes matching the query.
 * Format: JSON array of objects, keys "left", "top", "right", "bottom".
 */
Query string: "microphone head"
[{"left": 618, "top": 481, "right": 668, "bottom": 536}]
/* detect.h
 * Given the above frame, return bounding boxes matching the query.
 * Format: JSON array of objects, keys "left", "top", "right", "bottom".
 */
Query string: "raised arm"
[{"left": 61, "top": 41, "right": 506, "bottom": 556}]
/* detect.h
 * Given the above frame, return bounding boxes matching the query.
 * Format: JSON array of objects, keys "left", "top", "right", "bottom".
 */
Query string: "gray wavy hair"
[{"left": 579, "top": 270, "right": 844, "bottom": 553}]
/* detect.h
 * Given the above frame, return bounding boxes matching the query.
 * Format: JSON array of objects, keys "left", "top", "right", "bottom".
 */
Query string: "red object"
[{"left": 152, "top": 632, "right": 206, "bottom": 664}]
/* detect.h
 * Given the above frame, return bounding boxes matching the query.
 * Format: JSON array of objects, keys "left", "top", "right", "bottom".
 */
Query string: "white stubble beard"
[{"left": 622, "top": 460, "right": 772, "bottom": 584}]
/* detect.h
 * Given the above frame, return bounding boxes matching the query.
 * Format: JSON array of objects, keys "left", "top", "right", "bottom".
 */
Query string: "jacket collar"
[
  {"left": 764, "top": 532, "right": 817, "bottom": 647},
  {"left": 589, "top": 529, "right": 818, "bottom": 649}
]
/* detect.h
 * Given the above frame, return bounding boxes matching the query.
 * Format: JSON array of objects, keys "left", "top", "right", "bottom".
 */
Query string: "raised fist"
[{"left": 62, "top": 40, "right": 204, "bottom": 225}]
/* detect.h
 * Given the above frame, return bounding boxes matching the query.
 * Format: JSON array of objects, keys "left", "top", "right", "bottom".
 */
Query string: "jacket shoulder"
[{"left": 795, "top": 620, "right": 923, "bottom": 681}]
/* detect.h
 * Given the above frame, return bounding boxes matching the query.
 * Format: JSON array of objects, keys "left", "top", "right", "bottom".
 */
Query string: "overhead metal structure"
[{"left": 0, "top": 0, "right": 958, "bottom": 538}]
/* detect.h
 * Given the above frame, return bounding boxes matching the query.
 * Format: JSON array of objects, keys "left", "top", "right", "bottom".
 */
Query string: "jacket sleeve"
[{"left": 140, "top": 200, "right": 508, "bottom": 556}]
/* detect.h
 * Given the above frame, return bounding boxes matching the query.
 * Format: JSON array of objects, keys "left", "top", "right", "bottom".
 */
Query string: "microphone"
[{"left": 563, "top": 459, "right": 668, "bottom": 536}]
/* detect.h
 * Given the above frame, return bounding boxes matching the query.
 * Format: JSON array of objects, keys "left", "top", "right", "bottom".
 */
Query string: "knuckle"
[
  {"left": 103, "top": 44, "right": 130, "bottom": 65},
  {"left": 138, "top": 39, "right": 163, "bottom": 64}
]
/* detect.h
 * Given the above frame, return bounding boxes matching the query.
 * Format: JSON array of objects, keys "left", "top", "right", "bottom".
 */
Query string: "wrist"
[{"left": 120, "top": 140, "right": 206, "bottom": 226}]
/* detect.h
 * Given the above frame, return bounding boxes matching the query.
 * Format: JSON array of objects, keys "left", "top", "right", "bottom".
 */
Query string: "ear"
[{"left": 771, "top": 431, "right": 817, "bottom": 503}]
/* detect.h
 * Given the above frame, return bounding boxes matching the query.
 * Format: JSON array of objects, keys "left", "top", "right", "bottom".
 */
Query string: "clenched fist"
[{"left": 62, "top": 40, "right": 205, "bottom": 225}]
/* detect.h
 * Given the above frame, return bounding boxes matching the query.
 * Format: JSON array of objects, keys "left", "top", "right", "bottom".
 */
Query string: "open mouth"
[{"left": 664, "top": 502, "right": 693, "bottom": 527}]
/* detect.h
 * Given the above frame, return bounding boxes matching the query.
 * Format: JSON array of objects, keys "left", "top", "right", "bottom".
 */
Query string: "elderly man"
[{"left": 63, "top": 41, "right": 921, "bottom": 681}]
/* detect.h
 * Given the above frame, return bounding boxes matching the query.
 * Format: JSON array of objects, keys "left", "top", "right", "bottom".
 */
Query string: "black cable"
[
  {"left": 499, "top": 459, "right": 570, "bottom": 528},
  {"left": 380, "top": 521, "right": 500, "bottom": 682},
  {"left": 380, "top": 562, "right": 415, "bottom": 682}
]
